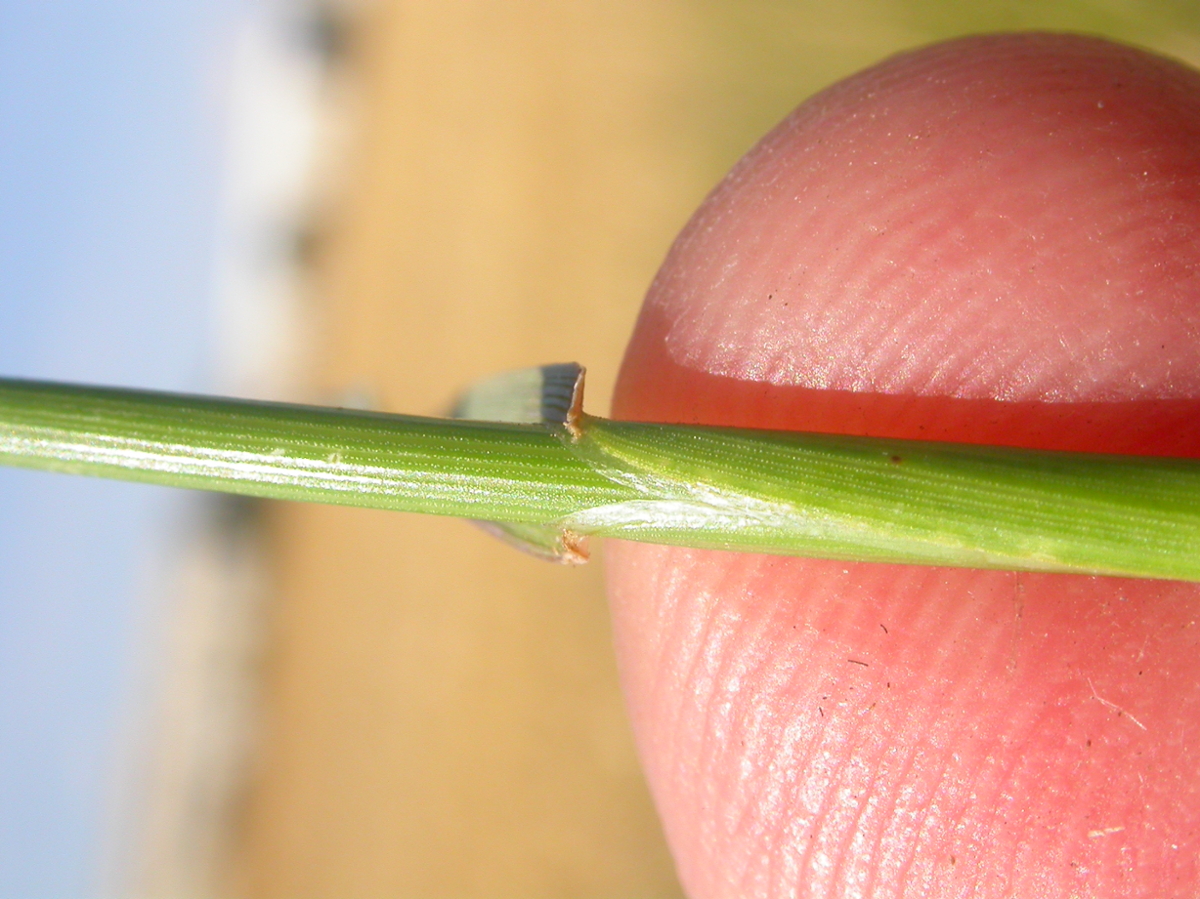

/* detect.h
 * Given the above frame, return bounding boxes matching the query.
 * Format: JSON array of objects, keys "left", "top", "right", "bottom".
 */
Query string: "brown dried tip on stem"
[
  {"left": 525, "top": 361, "right": 587, "bottom": 438},
  {"left": 558, "top": 364, "right": 587, "bottom": 440},
  {"left": 558, "top": 529, "right": 589, "bottom": 565},
  {"left": 469, "top": 519, "right": 590, "bottom": 565}
]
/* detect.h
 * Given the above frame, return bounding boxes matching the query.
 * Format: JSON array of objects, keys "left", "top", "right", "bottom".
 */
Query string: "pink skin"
[{"left": 607, "top": 34, "right": 1200, "bottom": 898}]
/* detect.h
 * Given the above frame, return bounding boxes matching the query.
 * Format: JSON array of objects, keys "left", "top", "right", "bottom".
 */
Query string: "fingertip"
[
  {"left": 617, "top": 33, "right": 1200, "bottom": 426},
  {"left": 610, "top": 33, "right": 1200, "bottom": 898}
]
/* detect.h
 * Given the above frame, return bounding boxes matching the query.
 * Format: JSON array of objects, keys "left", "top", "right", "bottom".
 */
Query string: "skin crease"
[{"left": 607, "top": 34, "right": 1200, "bottom": 899}]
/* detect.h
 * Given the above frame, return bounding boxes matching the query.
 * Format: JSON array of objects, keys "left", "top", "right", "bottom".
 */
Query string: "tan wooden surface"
[
  {"left": 222, "top": 2, "right": 1189, "bottom": 895},
  {"left": 227, "top": 4, "right": 710, "bottom": 895}
]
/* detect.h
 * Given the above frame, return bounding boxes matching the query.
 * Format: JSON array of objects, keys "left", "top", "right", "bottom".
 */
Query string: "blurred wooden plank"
[{"left": 226, "top": 2, "right": 704, "bottom": 895}]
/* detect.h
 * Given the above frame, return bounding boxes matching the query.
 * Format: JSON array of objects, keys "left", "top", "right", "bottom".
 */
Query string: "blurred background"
[{"left": 3, "top": 1, "right": 1200, "bottom": 896}]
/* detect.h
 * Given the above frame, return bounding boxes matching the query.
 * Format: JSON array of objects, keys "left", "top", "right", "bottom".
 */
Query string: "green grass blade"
[
  {"left": 0, "top": 378, "right": 634, "bottom": 522},
  {"left": 2, "top": 376, "right": 1200, "bottom": 581}
]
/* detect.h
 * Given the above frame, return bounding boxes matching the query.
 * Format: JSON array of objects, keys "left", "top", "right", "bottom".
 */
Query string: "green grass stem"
[{"left": 2, "top": 376, "right": 1199, "bottom": 581}]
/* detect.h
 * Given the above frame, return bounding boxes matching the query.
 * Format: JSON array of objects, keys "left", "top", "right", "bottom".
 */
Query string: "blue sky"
[{"left": 0, "top": 2, "right": 246, "bottom": 893}]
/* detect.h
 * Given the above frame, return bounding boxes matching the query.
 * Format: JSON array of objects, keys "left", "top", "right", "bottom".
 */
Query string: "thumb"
[{"left": 608, "top": 34, "right": 1200, "bottom": 898}]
